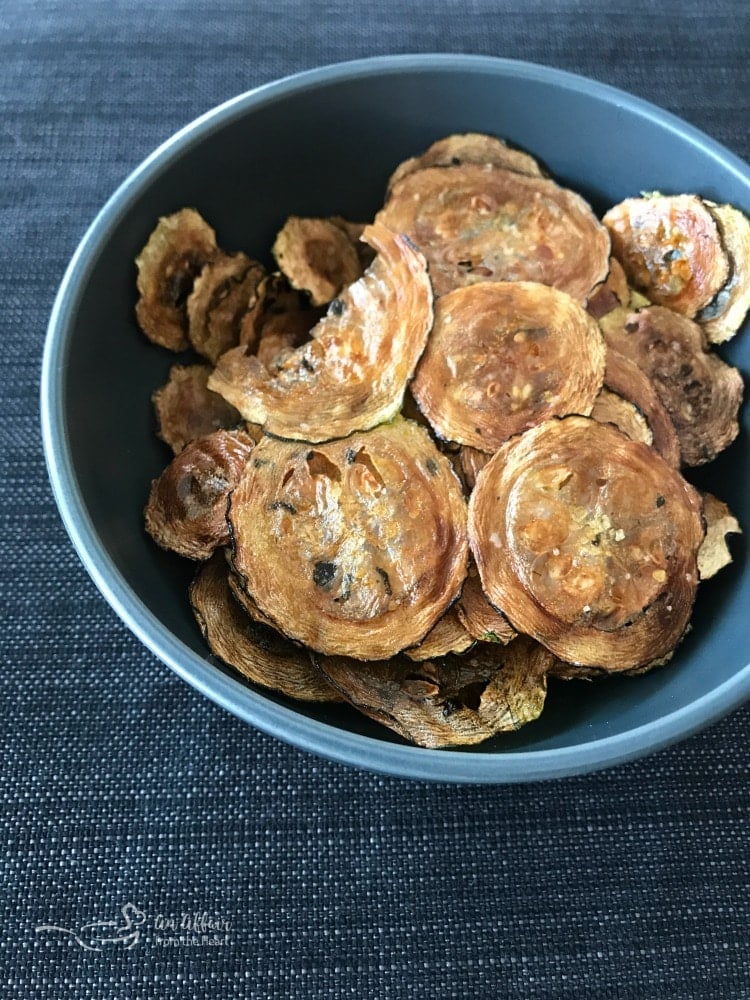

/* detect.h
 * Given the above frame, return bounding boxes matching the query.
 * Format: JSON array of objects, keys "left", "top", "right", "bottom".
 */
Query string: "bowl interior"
[{"left": 46, "top": 57, "right": 750, "bottom": 780}]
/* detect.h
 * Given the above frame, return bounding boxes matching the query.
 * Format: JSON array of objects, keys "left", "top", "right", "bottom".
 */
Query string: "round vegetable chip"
[
  {"left": 272, "top": 216, "right": 363, "bottom": 306},
  {"left": 135, "top": 208, "right": 218, "bottom": 351},
  {"left": 411, "top": 281, "right": 606, "bottom": 451},
  {"left": 316, "top": 636, "right": 553, "bottom": 748},
  {"left": 376, "top": 163, "right": 610, "bottom": 299},
  {"left": 208, "top": 222, "right": 433, "bottom": 442},
  {"left": 152, "top": 364, "right": 242, "bottom": 454},
  {"left": 228, "top": 419, "right": 469, "bottom": 660},
  {"left": 190, "top": 552, "right": 340, "bottom": 702},
  {"left": 186, "top": 250, "right": 265, "bottom": 363},
  {"left": 468, "top": 416, "right": 705, "bottom": 670}
]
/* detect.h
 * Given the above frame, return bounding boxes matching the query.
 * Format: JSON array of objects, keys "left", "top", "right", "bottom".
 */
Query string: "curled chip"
[
  {"left": 152, "top": 364, "right": 242, "bottom": 454},
  {"left": 386, "top": 132, "right": 544, "bottom": 193},
  {"left": 698, "top": 202, "right": 750, "bottom": 343},
  {"left": 272, "top": 216, "right": 364, "bottom": 306},
  {"left": 586, "top": 257, "right": 630, "bottom": 319},
  {"left": 600, "top": 303, "right": 743, "bottom": 466},
  {"left": 145, "top": 429, "right": 255, "bottom": 560},
  {"left": 603, "top": 194, "right": 730, "bottom": 318},
  {"left": 190, "top": 553, "right": 340, "bottom": 702},
  {"left": 316, "top": 637, "right": 552, "bottom": 749},
  {"left": 187, "top": 250, "right": 265, "bottom": 363},
  {"left": 238, "top": 272, "right": 314, "bottom": 350},
  {"left": 208, "top": 222, "right": 433, "bottom": 442},
  {"left": 411, "top": 281, "right": 606, "bottom": 451},
  {"left": 697, "top": 493, "right": 741, "bottom": 581},
  {"left": 135, "top": 208, "right": 218, "bottom": 351},
  {"left": 376, "top": 163, "right": 610, "bottom": 299},
  {"left": 404, "top": 607, "right": 474, "bottom": 662},
  {"left": 455, "top": 563, "right": 517, "bottom": 645},
  {"left": 227, "top": 419, "right": 469, "bottom": 660},
  {"left": 468, "top": 416, "right": 705, "bottom": 670}
]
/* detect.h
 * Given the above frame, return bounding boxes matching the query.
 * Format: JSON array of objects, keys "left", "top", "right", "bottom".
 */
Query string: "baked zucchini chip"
[
  {"left": 456, "top": 563, "right": 517, "bottom": 645},
  {"left": 208, "top": 222, "right": 432, "bottom": 442},
  {"left": 227, "top": 419, "right": 469, "bottom": 660},
  {"left": 603, "top": 194, "right": 730, "bottom": 318},
  {"left": 697, "top": 493, "right": 741, "bottom": 581},
  {"left": 376, "top": 163, "right": 610, "bottom": 299},
  {"left": 187, "top": 250, "right": 265, "bottom": 363},
  {"left": 468, "top": 416, "right": 705, "bottom": 670},
  {"left": 152, "top": 364, "right": 242, "bottom": 454},
  {"left": 135, "top": 208, "right": 218, "bottom": 351},
  {"left": 316, "top": 637, "right": 552, "bottom": 749},
  {"left": 411, "top": 281, "right": 606, "bottom": 451},
  {"left": 386, "top": 131, "right": 544, "bottom": 193},
  {"left": 600, "top": 304, "right": 743, "bottom": 466},
  {"left": 190, "top": 552, "right": 340, "bottom": 702},
  {"left": 272, "top": 216, "right": 364, "bottom": 306},
  {"left": 699, "top": 202, "right": 750, "bottom": 343},
  {"left": 144, "top": 429, "right": 255, "bottom": 560},
  {"left": 404, "top": 607, "right": 474, "bottom": 662}
]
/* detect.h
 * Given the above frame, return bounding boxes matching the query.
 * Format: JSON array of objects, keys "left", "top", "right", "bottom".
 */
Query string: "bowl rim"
[{"left": 40, "top": 53, "right": 750, "bottom": 783}]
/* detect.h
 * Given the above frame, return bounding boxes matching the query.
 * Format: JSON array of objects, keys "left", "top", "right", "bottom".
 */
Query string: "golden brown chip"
[
  {"left": 469, "top": 416, "right": 705, "bottom": 670},
  {"left": 208, "top": 222, "right": 433, "bottom": 442},
  {"left": 237, "top": 272, "right": 313, "bottom": 349},
  {"left": 227, "top": 419, "right": 468, "bottom": 660},
  {"left": 404, "top": 607, "right": 474, "bottom": 661},
  {"left": 455, "top": 563, "right": 517, "bottom": 645},
  {"left": 376, "top": 163, "right": 610, "bottom": 299},
  {"left": 190, "top": 552, "right": 340, "bottom": 702},
  {"left": 697, "top": 493, "right": 742, "bottom": 580},
  {"left": 590, "top": 388, "right": 653, "bottom": 446},
  {"left": 316, "top": 636, "right": 552, "bottom": 748},
  {"left": 599, "top": 304, "right": 743, "bottom": 466},
  {"left": 152, "top": 364, "right": 243, "bottom": 454},
  {"left": 255, "top": 310, "right": 319, "bottom": 370},
  {"left": 329, "top": 216, "right": 376, "bottom": 270},
  {"left": 187, "top": 251, "right": 265, "bottom": 363},
  {"left": 699, "top": 202, "right": 750, "bottom": 343},
  {"left": 272, "top": 216, "right": 363, "bottom": 306},
  {"left": 586, "top": 257, "right": 630, "bottom": 319},
  {"left": 135, "top": 208, "right": 218, "bottom": 351},
  {"left": 386, "top": 132, "right": 544, "bottom": 193},
  {"left": 411, "top": 281, "right": 606, "bottom": 451},
  {"left": 603, "top": 194, "right": 730, "bottom": 317},
  {"left": 144, "top": 429, "right": 255, "bottom": 560}
]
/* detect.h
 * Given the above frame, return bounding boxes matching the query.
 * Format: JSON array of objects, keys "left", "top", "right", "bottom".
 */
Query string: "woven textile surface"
[{"left": 2, "top": 1, "right": 749, "bottom": 996}]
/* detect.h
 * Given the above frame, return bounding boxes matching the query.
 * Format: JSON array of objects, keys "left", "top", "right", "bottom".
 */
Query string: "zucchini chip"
[
  {"left": 190, "top": 552, "right": 340, "bottom": 702},
  {"left": 376, "top": 163, "right": 610, "bottom": 299},
  {"left": 593, "top": 350, "right": 681, "bottom": 467},
  {"left": 152, "top": 364, "right": 242, "bottom": 454},
  {"left": 411, "top": 281, "right": 606, "bottom": 451},
  {"left": 208, "top": 222, "right": 433, "bottom": 442},
  {"left": 699, "top": 202, "right": 750, "bottom": 343},
  {"left": 697, "top": 493, "right": 741, "bottom": 581},
  {"left": 586, "top": 257, "right": 630, "bottom": 319},
  {"left": 404, "top": 607, "right": 474, "bottom": 662},
  {"left": 144, "top": 429, "right": 255, "bottom": 560},
  {"left": 237, "top": 272, "right": 314, "bottom": 350},
  {"left": 386, "top": 132, "right": 544, "bottom": 193},
  {"left": 272, "top": 216, "right": 364, "bottom": 306},
  {"left": 600, "top": 304, "right": 743, "bottom": 466},
  {"left": 187, "top": 251, "right": 265, "bottom": 363},
  {"left": 456, "top": 563, "right": 517, "bottom": 645},
  {"left": 603, "top": 194, "right": 730, "bottom": 318},
  {"left": 135, "top": 208, "right": 218, "bottom": 351},
  {"left": 316, "top": 637, "right": 552, "bottom": 748},
  {"left": 255, "top": 310, "right": 320, "bottom": 370},
  {"left": 227, "top": 419, "right": 469, "bottom": 660},
  {"left": 468, "top": 416, "right": 705, "bottom": 670}
]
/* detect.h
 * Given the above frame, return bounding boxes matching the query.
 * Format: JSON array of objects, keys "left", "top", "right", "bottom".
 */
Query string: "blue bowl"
[{"left": 41, "top": 55, "right": 750, "bottom": 782}]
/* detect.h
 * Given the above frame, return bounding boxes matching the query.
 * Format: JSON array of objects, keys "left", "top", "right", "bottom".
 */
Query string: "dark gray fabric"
[{"left": 2, "top": 1, "right": 749, "bottom": 996}]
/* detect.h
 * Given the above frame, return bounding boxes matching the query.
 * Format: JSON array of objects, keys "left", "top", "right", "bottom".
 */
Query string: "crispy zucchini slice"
[
  {"left": 227, "top": 419, "right": 468, "bottom": 660},
  {"left": 404, "top": 607, "right": 474, "bottom": 661},
  {"left": 208, "top": 222, "right": 432, "bottom": 442},
  {"left": 135, "top": 208, "right": 218, "bottom": 351},
  {"left": 603, "top": 194, "right": 730, "bottom": 317},
  {"left": 697, "top": 493, "right": 741, "bottom": 580},
  {"left": 376, "top": 163, "right": 610, "bottom": 299},
  {"left": 190, "top": 552, "right": 340, "bottom": 702},
  {"left": 386, "top": 132, "right": 544, "bottom": 193},
  {"left": 411, "top": 281, "right": 606, "bottom": 451},
  {"left": 152, "top": 364, "right": 243, "bottom": 455},
  {"left": 599, "top": 304, "right": 743, "bottom": 466},
  {"left": 316, "top": 636, "right": 552, "bottom": 748},
  {"left": 272, "top": 216, "right": 363, "bottom": 306},
  {"left": 699, "top": 202, "right": 750, "bottom": 343},
  {"left": 456, "top": 562, "right": 517, "bottom": 645},
  {"left": 186, "top": 250, "right": 265, "bottom": 363},
  {"left": 144, "top": 429, "right": 255, "bottom": 560},
  {"left": 468, "top": 416, "right": 705, "bottom": 669}
]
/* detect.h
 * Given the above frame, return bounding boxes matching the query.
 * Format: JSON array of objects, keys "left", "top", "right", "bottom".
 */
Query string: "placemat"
[{"left": 2, "top": 1, "right": 749, "bottom": 996}]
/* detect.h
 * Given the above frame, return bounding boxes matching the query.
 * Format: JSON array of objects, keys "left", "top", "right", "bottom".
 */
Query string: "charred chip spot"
[
  {"left": 269, "top": 499, "right": 297, "bottom": 514},
  {"left": 329, "top": 297, "right": 345, "bottom": 316},
  {"left": 656, "top": 495, "right": 666, "bottom": 508},
  {"left": 425, "top": 457, "right": 439, "bottom": 477},
  {"left": 376, "top": 567, "right": 393, "bottom": 595},
  {"left": 313, "top": 561, "right": 338, "bottom": 589}
]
